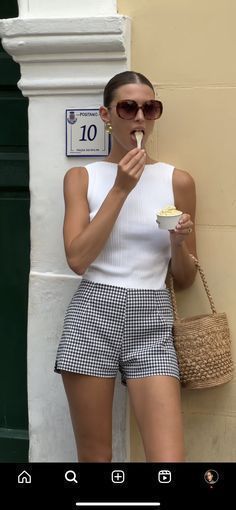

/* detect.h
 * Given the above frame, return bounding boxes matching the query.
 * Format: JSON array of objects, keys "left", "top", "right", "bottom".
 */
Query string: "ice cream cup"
[{"left": 156, "top": 206, "right": 182, "bottom": 230}]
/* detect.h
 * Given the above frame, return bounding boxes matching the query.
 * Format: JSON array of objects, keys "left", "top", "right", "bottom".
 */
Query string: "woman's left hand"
[{"left": 169, "top": 213, "right": 194, "bottom": 245}]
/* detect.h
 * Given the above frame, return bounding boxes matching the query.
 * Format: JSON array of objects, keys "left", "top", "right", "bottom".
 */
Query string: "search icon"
[{"left": 65, "top": 470, "right": 78, "bottom": 484}]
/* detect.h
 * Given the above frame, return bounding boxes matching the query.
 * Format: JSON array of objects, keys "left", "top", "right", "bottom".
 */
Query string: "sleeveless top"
[{"left": 82, "top": 161, "right": 175, "bottom": 289}]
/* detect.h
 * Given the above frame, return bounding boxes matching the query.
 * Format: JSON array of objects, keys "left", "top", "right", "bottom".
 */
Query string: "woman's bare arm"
[{"left": 170, "top": 168, "right": 197, "bottom": 288}]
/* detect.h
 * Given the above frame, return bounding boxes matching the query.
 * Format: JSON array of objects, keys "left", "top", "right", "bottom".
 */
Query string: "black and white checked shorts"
[{"left": 55, "top": 279, "right": 179, "bottom": 384}]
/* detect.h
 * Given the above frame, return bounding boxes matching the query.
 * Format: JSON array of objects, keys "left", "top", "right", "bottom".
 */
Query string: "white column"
[
  {"left": 18, "top": 0, "right": 117, "bottom": 18},
  {"left": 0, "top": 1, "right": 131, "bottom": 461}
]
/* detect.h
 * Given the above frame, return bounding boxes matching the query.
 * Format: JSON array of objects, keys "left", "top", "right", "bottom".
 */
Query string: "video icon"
[{"left": 158, "top": 470, "right": 172, "bottom": 484}]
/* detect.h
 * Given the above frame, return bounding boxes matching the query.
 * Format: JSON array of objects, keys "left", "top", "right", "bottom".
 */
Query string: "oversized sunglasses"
[{"left": 109, "top": 99, "right": 163, "bottom": 120}]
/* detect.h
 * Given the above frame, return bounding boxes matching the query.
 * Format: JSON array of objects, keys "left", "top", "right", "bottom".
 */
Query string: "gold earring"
[{"left": 105, "top": 122, "right": 113, "bottom": 134}]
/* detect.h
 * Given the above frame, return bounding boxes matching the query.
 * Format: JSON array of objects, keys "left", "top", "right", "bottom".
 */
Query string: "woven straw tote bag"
[{"left": 169, "top": 257, "right": 234, "bottom": 389}]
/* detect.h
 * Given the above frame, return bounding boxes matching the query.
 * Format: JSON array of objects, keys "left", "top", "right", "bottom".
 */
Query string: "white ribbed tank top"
[{"left": 83, "top": 161, "right": 175, "bottom": 289}]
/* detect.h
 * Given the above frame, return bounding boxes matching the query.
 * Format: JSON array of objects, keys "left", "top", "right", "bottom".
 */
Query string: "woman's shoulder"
[
  {"left": 173, "top": 167, "right": 195, "bottom": 193},
  {"left": 63, "top": 166, "right": 88, "bottom": 196},
  {"left": 64, "top": 166, "right": 87, "bottom": 179},
  {"left": 65, "top": 161, "right": 111, "bottom": 178}
]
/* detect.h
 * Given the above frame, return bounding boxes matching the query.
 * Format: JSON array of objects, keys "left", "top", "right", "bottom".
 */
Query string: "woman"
[{"left": 55, "top": 70, "right": 197, "bottom": 462}]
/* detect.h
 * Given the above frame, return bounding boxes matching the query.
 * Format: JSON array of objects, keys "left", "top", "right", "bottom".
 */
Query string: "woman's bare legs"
[
  {"left": 62, "top": 372, "right": 116, "bottom": 462},
  {"left": 127, "top": 375, "right": 185, "bottom": 462}
]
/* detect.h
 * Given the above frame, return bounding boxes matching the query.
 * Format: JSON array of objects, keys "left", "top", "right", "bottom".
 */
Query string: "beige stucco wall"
[{"left": 118, "top": 0, "right": 236, "bottom": 461}]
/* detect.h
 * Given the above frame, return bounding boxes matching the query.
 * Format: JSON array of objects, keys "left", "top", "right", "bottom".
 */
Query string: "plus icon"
[{"left": 111, "top": 470, "right": 125, "bottom": 484}]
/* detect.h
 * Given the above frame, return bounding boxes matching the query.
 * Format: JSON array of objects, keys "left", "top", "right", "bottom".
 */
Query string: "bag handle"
[{"left": 168, "top": 255, "right": 217, "bottom": 321}]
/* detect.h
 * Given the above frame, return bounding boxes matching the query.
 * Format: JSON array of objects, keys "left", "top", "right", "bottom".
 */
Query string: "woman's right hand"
[{"left": 113, "top": 148, "right": 146, "bottom": 194}]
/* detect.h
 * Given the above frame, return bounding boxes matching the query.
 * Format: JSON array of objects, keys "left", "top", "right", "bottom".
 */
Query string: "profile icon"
[{"left": 204, "top": 469, "right": 219, "bottom": 486}]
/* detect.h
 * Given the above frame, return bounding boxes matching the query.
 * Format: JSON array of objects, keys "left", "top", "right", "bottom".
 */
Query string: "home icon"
[{"left": 18, "top": 470, "right": 31, "bottom": 484}]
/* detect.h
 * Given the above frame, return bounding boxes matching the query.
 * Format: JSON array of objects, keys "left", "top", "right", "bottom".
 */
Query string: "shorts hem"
[
  {"left": 121, "top": 372, "right": 180, "bottom": 386},
  {"left": 54, "top": 365, "right": 118, "bottom": 379}
]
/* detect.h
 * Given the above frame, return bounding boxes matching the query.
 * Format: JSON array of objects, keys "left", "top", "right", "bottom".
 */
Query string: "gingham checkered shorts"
[{"left": 55, "top": 279, "right": 179, "bottom": 384}]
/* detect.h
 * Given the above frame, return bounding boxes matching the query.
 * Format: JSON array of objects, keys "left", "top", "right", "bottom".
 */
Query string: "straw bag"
[{"left": 169, "top": 257, "right": 234, "bottom": 389}]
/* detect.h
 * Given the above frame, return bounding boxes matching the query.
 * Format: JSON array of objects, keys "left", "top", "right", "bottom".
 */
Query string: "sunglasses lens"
[
  {"left": 144, "top": 100, "right": 163, "bottom": 119},
  {"left": 116, "top": 100, "right": 137, "bottom": 119}
]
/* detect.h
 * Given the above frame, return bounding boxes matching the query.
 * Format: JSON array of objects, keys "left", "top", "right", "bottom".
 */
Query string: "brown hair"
[{"left": 103, "top": 71, "right": 155, "bottom": 107}]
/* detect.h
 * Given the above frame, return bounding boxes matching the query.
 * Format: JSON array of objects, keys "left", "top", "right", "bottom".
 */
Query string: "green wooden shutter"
[{"left": 0, "top": 0, "right": 29, "bottom": 461}]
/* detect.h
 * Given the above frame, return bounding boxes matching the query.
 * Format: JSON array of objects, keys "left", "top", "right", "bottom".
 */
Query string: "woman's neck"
[{"left": 105, "top": 147, "right": 156, "bottom": 165}]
